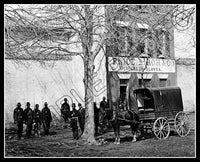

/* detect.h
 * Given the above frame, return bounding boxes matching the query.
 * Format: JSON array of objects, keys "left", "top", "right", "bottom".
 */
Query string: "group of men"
[
  {"left": 13, "top": 96, "right": 109, "bottom": 140},
  {"left": 60, "top": 97, "right": 109, "bottom": 139},
  {"left": 13, "top": 102, "right": 52, "bottom": 139},
  {"left": 60, "top": 98, "right": 85, "bottom": 139}
]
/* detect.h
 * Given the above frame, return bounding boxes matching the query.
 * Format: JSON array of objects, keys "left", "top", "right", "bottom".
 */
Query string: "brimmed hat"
[
  {"left": 17, "top": 102, "right": 21, "bottom": 107},
  {"left": 72, "top": 103, "right": 76, "bottom": 107}
]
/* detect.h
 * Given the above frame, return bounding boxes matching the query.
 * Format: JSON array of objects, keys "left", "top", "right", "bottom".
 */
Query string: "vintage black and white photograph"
[{"left": 4, "top": 4, "right": 196, "bottom": 157}]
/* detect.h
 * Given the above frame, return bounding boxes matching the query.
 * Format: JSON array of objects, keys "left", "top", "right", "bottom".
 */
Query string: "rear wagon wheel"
[
  {"left": 153, "top": 117, "right": 170, "bottom": 139},
  {"left": 174, "top": 111, "right": 191, "bottom": 137}
]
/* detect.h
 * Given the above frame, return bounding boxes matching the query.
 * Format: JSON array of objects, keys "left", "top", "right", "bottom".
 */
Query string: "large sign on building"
[{"left": 108, "top": 57, "right": 176, "bottom": 73}]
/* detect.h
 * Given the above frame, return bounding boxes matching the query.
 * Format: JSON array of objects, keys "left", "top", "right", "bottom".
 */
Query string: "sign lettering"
[{"left": 108, "top": 57, "right": 175, "bottom": 73}]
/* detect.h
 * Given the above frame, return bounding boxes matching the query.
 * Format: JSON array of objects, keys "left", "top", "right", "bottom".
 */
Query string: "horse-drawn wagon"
[{"left": 133, "top": 86, "right": 191, "bottom": 139}]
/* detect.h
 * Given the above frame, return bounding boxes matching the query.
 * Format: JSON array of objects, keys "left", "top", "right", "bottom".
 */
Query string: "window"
[
  {"left": 135, "top": 28, "right": 147, "bottom": 55},
  {"left": 165, "top": 31, "right": 171, "bottom": 57},
  {"left": 154, "top": 27, "right": 171, "bottom": 58},
  {"left": 139, "top": 79, "right": 151, "bottom": 87},
  {"left": 135, "top": 26, "right": 170, "bottom": 58},
  {"left": 110, "top": 21, "right": 170, "bottom": 58},
  {"left": 120, "top": 79, "right": 129, "bottom": 86},
  {"left": 159, "top": 79, "right": 167, "bottom": 87},
  {"left": 113, "top": 25, "right": 133, "bottom": 56}
]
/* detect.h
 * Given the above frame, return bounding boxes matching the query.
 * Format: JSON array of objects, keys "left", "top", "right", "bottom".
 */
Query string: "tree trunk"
[
  {"left": 81, "top": 58, "right": 98, "bottom": 145},
  {"left": 80, "top": 5, "right": 98, "bottom": 145}
]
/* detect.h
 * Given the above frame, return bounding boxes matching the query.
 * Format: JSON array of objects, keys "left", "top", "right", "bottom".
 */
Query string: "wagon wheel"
[
  {"left": 174, "top": 111, "right": 191, "bottom": 137},
  {"left": 153, "top": 117, "right": 170, "bottom": 139}
]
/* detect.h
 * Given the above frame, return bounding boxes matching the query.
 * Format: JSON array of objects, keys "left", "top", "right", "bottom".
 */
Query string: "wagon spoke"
[
  {"left": 182, "top": 124, "right": 189, "bottom": 135},
  {"left": 159, "top": 131, "right": 162, "bottom": 137},
  {"left": 180, "top": 126, "right": 184, "bottom": 136},
  {"left": 182, "top": 127, "right": 187, "bottom": 136},
  {"left": 162, "top": 129, "right": 167, "bottom": 136},
  {"left": 163, "top": 125, "right": 169, "bottom": 131},
  {"left": 175, "top": 121, "right": 182, "bottom": 126},
  {"left": 154, "top": 127, "right": 160, "bottom": 132},
  {"left": 163, "top": 126, "right": 170, "bottom": 139},
  {"left": 156, "top": 130, "right": 162, "bottom": 139},
  {"left": 155, "top": 130, "right": 161, "bottom": 137},
  {"left": 163, "top": 121, "right": 168, "bottom": 127},
  {"left": 177, "top": 124, "right": 182, "bottom": 132},
  {"left": 160, "top": 119, "right": 164, "bottom": 126},
  {"left": 161, "top": 131, "right": 165, "bottom": 139}
]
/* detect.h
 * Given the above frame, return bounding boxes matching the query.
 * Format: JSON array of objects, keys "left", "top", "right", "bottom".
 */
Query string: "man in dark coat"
[
  {"left": 78, "top": 103, "right": 85, "bottom": 134},
  {"left": 23, "top": 102, "right": 33, "bottom": 138},
  {"left": 13, "top": 102, "right": 24, "bottom": 139},
  {"left": 100, "top": 97, "right": 108, "bottom": 111},
  {"left": 61, "top": 98, "right": 70, "bottom": 127},
  {"left": 42, "top": 102, "right": 52, "bottom": 135},
  {"left": 70, "top": 103, "right": 80, "bottom": 139},
  {"left": 99, "top": 97, "right": 108, "bottom": 125},
  {"left": 33, "top": 104, "right": 42, "bottom": 136}
]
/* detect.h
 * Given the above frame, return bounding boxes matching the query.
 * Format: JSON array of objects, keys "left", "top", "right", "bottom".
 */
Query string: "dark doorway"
[
  {"left": 120, "top": 85, "right": 127, "bottom": 102},
  {"left": 119, "top": 79, "right": 128, "bottom": 102}
]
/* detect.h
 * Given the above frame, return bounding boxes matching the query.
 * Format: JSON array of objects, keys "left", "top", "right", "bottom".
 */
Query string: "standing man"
[
  {"left": 70, "top": 103, "right": 80, "bottom": 139},
  {"left": 23, "top": 102, "right": 33, "bottom": 138},
  {"left": 100, "top": 97, "right": 108, "bottom": 111},
  {"left": 78, "top": 103, "right": 85, "bottom": 134},
  {"left": 33, "top": 104, "right": 42, "bottom": 136},
  {"left": 99, "top": 97, "right": 108, "bottom": 125},
  {"left": 42, "top": 102, "right": 52, "bottom": 135},
  {"left": 60, "top": 98, "right": 70, "bottom": 128},
  {"left": 13, "top": 102, "right": 24, "bottom": 139}
]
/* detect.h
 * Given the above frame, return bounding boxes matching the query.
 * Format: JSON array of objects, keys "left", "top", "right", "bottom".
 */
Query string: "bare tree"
[{"left": 5, "top": 4, "right": 106, "bottom": 145}]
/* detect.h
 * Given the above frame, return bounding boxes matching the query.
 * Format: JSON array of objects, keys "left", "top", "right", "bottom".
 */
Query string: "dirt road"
[{"left": 4, "top": 112, "right": 195, "bottom": 157}]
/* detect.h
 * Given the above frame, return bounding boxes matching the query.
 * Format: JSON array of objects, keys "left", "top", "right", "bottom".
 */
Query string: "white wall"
[
  {"left": 4, "top": 50, "right": 107, "bottom": 126},
  {"left": 176, "top": 63, "right": 195, "bottom": 112},
  {"left": 173, "top": 5, "right": 196, "bottom": 112},
  {"left": 174, "top": 20, "right": 196, "bottom": 112}
]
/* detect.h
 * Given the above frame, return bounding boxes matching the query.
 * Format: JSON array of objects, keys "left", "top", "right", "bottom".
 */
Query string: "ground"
[{"left": 4, "top": 112, "right": 195, "bottom": 157}]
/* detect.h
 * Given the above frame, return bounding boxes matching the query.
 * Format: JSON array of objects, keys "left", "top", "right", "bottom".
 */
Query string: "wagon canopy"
[{"left": 133, "top": 86, "right": 184, "bottom": 117}]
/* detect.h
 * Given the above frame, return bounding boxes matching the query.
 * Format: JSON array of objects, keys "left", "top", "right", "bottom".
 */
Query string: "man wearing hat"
[
  {"left": 13, "top": 102, "right": 24, "bottom": 139},
  {"left": 60, "top": 98, "right": 70, "bottom": 128},
  {"left": 33, "top": 104, "right": 42, "bottom": 136},
  {"left": 70, "top": 103, "right": 80, "bottom": 139},
  {"left": 23, "top": 102, "right": 33, "bottom": 138},
  {"left": 78, "top": 103, "right": 85, "bottom": 134},
  {"left": 42, "top": 102, "right": 52, "bottom": 135}
]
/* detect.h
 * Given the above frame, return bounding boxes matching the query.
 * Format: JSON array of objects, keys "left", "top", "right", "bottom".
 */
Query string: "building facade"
[{"left": 105, "top": 5, "right": 178, "bottom": 110}]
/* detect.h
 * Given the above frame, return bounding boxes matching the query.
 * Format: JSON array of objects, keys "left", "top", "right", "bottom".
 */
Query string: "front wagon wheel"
[
  {"left": 153, "top": 117, "right": 170, "bottom": 139},
  {"left": 174, "top": 111, "right": 191, "bottom": 137}
]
